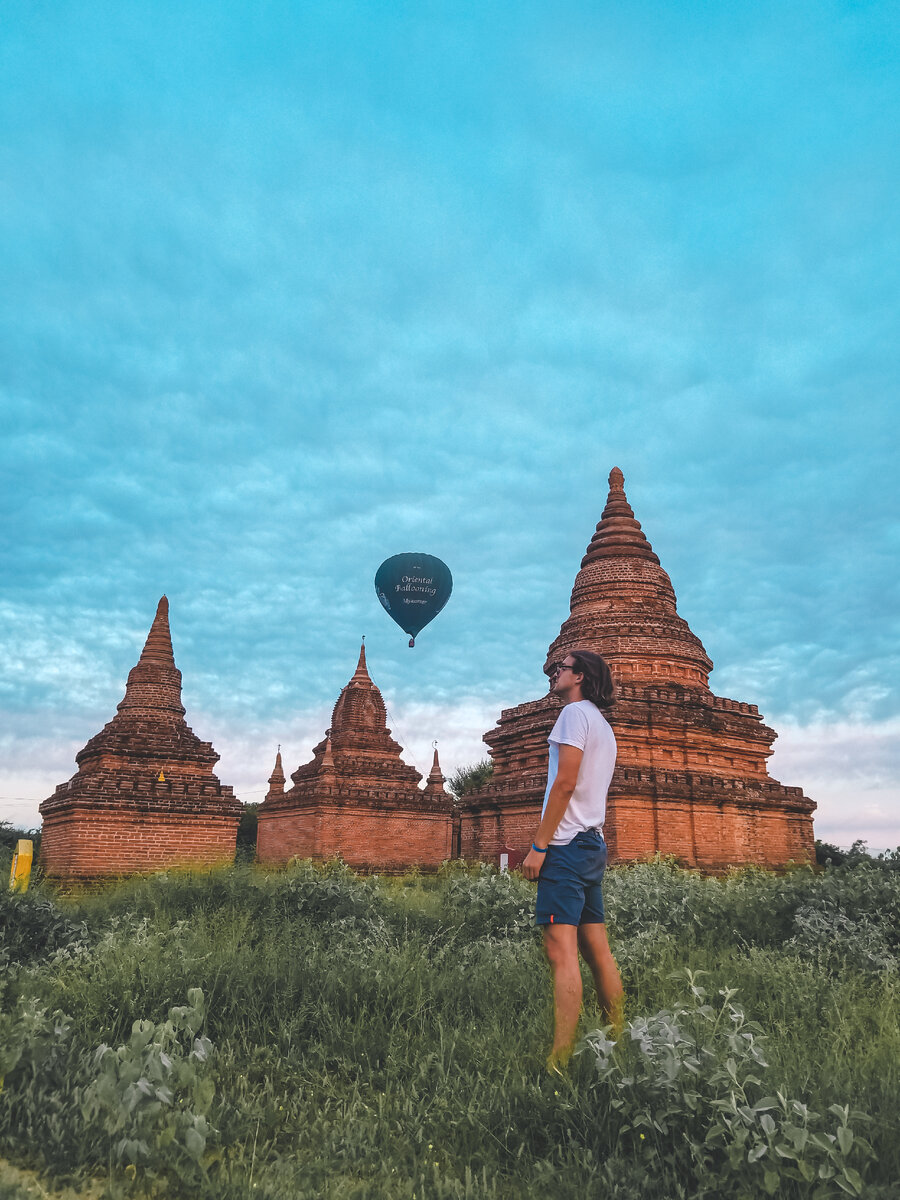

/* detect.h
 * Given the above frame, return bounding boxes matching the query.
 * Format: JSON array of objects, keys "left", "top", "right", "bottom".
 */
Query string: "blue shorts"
[{"left": 535, "top": 828, "right": 607, "bottom": 926}]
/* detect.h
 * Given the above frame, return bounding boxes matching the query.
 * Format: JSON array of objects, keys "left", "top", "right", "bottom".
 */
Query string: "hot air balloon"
[{"left": 374, "top": 553, "right": 453, "bottom": 647}]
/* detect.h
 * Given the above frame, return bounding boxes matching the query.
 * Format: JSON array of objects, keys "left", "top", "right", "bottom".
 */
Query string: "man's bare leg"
[
  {"left": 543, "top": 923, "right": 582, "bottom": 1067},
  {"left": 577, "top": 923, "right": 625, "bottom": 1034}
]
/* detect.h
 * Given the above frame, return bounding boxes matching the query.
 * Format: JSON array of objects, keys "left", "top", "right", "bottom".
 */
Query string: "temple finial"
[
  {"left": 142, "top": 596, "right": 175, "bottom": 665},
  {"left": 319, "top": 731, "right": 336, "bottom": 773},
  {"left": 351, "top": 639, "right": 371, "bottom": 682},
  {"left": 117, "top": 595, "right": 185, "bottom": 715},
  {"left": 267, "top": 747, "right": 286, "bottom": 797},
  {"left": 423, "top": 741, "right": 446, "bottom": 794},
  {"left": 579, "top": 467, "right": 659, "bottom": 567}
]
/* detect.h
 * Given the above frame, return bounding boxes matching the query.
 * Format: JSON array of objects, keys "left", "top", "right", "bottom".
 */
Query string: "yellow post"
[{"left": 9, "top": 840, "right": 33, "bottom": 893}]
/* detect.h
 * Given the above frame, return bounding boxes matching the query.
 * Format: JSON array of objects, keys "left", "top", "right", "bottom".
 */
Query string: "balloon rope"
[{"left": 383, "top": 705, "right": 422, "bottom": 773}]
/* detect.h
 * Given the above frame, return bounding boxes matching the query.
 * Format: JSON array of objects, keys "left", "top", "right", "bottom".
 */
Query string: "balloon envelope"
[{"left": 375, "top": 554, "right": 453, "bottom": 645}]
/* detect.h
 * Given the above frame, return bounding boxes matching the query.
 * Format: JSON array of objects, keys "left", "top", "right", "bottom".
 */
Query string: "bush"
[
  {"left": 234, "top": 803, "right": 258, "bottom": 863},
  {"left": 577, "top": 974, "right": 874, "bottom": 1198},
  {"left": 446, "top": 760, "right": 493, "bottom": 799},
  {"left": 0, "top": 888, "right": 90, "bottom": 967},
  {"left": 442, "top": 863, "right": 535, "bottom": 940},
  {"left": 787, "top": 866, "right": 900, "bottom": 974},
  {"left": 0, "top": 860, "right": 896, "bottom": 1197},
  {"left": 82, "top": 988, "right": 216, "bottom": 1192}
]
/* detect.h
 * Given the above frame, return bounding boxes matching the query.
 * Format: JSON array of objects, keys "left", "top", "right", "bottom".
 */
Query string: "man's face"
[{"left": 548, "top": 657, "right": 583, "bottom": 699}]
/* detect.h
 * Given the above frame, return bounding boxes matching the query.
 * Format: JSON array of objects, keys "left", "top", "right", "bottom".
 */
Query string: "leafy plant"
[
  {"left": 577, "top": 973, "right": 874, "bottom": 1198},
  {"left": 0, "top": 988, "right": 86, "bottom": 1172},
  {"left": 442, "top": 862, "right": 534, "bottom": 939},
  {"left": 0, "top": 861, "right": 896, "bottom": 1197},
  {"left": 81, "top": 988, "right": 216, "bottom": 1191},
  {"left": 0, "top": 888, "right": 90, "bottom": 966},
  {"left": 446, "top": 760, "right": 494, "bottom": 799}
]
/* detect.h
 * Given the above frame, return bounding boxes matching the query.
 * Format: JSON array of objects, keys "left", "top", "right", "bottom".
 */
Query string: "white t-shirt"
[{"left": 542, "top": 700, "right": 617, "bottom": 845}]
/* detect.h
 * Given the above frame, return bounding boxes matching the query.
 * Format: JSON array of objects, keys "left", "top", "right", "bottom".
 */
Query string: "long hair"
[{"left": 569, "top": 649, "right": 615, "bottom": 710}]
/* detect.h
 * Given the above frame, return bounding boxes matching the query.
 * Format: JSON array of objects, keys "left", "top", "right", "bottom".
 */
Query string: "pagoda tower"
[
  {"left": 458, "top": 469, "right": 815, "bottom": 870},
  {"left": 39, "top": 597, "right": 241, "bottom": 880},
  {"left": 256, "top": 643, "right": 453, "bottom": 872}
]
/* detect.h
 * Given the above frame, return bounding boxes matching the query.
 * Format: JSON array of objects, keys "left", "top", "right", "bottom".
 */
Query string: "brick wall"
[
  {"left": 39, "top": 806, "right": 240, "bottom": 879},
  {"left": 258, "top": 803, "right": 453, "bottom": 873},
  {"left": 459, "top": 786, "right": 814, "bottom": 872}
]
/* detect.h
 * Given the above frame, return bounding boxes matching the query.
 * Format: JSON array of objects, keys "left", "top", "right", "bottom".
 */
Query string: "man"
[{"left": 522, "top": 650, "right": 624, "bottom": 1070}]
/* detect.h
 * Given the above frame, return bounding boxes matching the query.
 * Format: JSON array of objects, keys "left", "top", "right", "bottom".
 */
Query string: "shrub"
[
  {"left": 442, "top": 863, "right": 535, "bottom": 940},
  {"left": 577, "top": 973, "right": 875, "bottom": 1198},
  {"left": 234, "top": 803, "right": 258, "bottom": 863},
  {"left": 787, "top": 869, "right": 900, "bottom": 974},
  {"left": 273, "top": 858, "right": 389, "bottom": 928},
  {"left": 0, "top": 988, "right": 86, "bottom": 1172},
  {"left": 81, "top": 988, "right": 216, "bottom": 1192},
  {"left": 446, "top": 760, "right": 493, "bottom": 799},
  {"left": 0, "top": 984, "right": 217, "bottom": 1193},
  {"left": 0, "top": 888, "right": 90, "bottom": 967}
]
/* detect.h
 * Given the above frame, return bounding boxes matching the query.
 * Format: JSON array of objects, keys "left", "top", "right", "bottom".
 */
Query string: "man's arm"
[{"left": 522, "top": 743, "right": 583, "bottom": 881}]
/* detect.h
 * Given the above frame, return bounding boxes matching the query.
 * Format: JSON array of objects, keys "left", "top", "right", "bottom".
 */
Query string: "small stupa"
[
  {"left": 39, "top": 597, "right": 241, "bottom": 880},
  {"left": 458, "top": 469, "right": 815, "bottom": 870},
  {"left": 256, "top": 642, "right": 453, "bottom": 872}
]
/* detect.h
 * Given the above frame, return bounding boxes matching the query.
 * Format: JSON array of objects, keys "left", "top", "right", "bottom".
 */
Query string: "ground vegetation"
[{"left": 0, "top": 854, "right": 898, "bottom": 1198}]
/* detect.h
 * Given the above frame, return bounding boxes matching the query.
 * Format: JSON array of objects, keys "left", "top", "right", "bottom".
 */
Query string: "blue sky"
[{"left": 2, "top": 0, "right": 898, "bottom": 848}]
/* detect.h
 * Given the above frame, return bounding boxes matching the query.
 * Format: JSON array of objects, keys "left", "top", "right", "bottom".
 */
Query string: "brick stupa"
[
  {"left": 39, "top": 597, "right": 241, "bottom": 879},
  {"left": 458, "top": 469, "right": 815, "bottom": 870},
  {"left": 256, "top": 642, "right": 453, "bottom": 872}
]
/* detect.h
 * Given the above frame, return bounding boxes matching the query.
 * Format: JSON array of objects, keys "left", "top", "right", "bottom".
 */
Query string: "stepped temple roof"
[
  {"left": 257, "top": 642, "right": 453, "bottom": 871},
  {"left": 73, "top": 596, "right": 220, "bottom": 771},
  {"left": 39, "top": 597, "right": 240, "bottom": 879},
  {"left": 546, "top": 465, "right": 712, "bottom": 688},
  {"left": 285, "top": 641, "right": 426, "bottom": 801}
]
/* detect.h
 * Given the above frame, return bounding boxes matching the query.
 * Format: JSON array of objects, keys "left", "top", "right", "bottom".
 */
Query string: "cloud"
[
  {"left": 7, "top": 699, "right": 898, "bottom": 860},
  {"left": 769, "top": 716, "right": 900, "bottom": 851},
  {"left": 1, "top": 0, "right": 898, "bottom": 836}
]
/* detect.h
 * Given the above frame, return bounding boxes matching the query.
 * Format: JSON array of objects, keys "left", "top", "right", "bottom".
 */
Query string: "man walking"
[{"left": 522, "top": 650, "right": 624, "bottom": 1070}]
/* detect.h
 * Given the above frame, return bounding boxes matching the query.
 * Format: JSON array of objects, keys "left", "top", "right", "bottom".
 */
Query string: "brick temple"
[
  {"left": 39, "top": 597, "right": 241, "bottom": 880},
  {"left": 256, "top": 642, "right": 453, "bottom": 871},
  {"left": 458, "top": 468, "right": 816, "bottom": 870}
]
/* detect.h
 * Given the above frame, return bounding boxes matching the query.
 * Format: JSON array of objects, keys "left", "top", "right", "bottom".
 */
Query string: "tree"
[
  {"left": 447, "top": 760, "right": 493, "bottom": 800},
  {"left": 235, "top": 804, "right": 258, "bottom": 862}
]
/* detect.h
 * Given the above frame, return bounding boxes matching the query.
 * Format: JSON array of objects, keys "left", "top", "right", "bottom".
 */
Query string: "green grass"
[{"left": 1, "top": 860, "right": 898, "bottom": 1198}]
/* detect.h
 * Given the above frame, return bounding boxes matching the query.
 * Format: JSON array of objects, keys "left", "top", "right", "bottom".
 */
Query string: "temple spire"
[
  {"left": 319, "top": 731, "right": 336, "bottom": 775},
  {"left": 423, "top": 742, "right": 447, "bottom": 796},
  {"left": 545, "top": 466, "right": 712, "bottom": 688},
  {"left": 350, "top": 638, "right": 371, "bottom": 683},
  {"left": 117, "top": 595, "right": 185, "bottom": 716},
  {"left": 267, "top": 747, "right": 286, "bottom": 798},
  {"left": 581, "top": 467, "right": 660, "bottom": 567},
  {"left": 139, "top": 596, "right": 176, "bottom": 665}
]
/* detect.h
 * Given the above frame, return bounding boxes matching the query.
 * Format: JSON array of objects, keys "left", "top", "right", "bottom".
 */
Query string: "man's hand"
[
  {"left": 525, "top": 744, "right": 584, "bottom": 882},
  {"left": 522, "top": 847, "right": 546, "bottom": 881}
]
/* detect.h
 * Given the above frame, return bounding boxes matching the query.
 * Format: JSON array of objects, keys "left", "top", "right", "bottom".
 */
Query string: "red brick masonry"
[
  {"left": 39, "top": 597, "right": 241, "bottom": 880},
  {"left": 459, "top": 468, "right": 815, "bottom": 871},
  {"left": 257, "top": 644, "right": 453, "bottom": 872}
]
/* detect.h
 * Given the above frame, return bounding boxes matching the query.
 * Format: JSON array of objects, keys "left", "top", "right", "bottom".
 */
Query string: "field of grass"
[{"left": 1, "top": 856, "right": 899, "bottom": 1199}]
